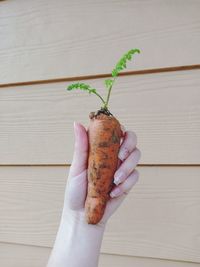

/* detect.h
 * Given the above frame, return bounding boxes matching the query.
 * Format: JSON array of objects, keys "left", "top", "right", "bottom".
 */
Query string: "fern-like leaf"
[
  {"left": 67, "top": 82, "right": 97, "bottom": 94},
  {"left": 111, "top": 48, "right": 140, "bottom": 77},
  {"left": 104, "top": 79, "right": 114, "bottom": 89},
  {"left": 67, "top": 82, "right": 106, "bottom": 104}
]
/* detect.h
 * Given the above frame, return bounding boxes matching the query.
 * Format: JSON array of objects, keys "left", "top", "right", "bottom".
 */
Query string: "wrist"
[
  {"left": 48, "top": 210, "right": 105, "bottom": 267},
  {"left": 61, "top": 208, "right": 106, "bottom": 232},
  {"left": 60, "top": 209, "right": 106, "bottom": 255}
]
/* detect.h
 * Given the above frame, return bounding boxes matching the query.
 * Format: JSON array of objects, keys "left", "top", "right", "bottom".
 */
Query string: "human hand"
[{"left": 63, "top": 122, "right": 141, "bottom": 227}]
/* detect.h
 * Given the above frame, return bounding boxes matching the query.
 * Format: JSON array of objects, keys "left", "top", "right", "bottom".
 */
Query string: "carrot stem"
[
  {"left": 103, "top": 76, "right": 116, "bottom": 109},
  {"left": 93, "top": 91, "right": 106, "bottom": 106}
]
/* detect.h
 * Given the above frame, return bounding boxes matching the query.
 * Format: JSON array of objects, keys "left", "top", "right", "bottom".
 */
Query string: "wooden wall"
[{"left": 0, "top": 0, "right": 200, "bottom": 266}]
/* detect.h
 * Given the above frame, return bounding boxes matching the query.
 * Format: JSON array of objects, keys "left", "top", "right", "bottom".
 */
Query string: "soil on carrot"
[{"left": 89, "top": 108, "right": 113, "bottom": 119}]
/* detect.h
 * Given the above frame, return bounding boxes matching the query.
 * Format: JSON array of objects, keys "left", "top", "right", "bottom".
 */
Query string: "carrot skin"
[{"left": 85, "top": 113, "right": 122, "bottom": 224}]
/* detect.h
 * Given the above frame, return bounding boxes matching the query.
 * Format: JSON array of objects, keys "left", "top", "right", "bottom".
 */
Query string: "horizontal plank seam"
[
  {"left": 100, "top": 253, "right": 200, "bottom": 265},
  {"left": 0, "top": 164, "right": 199, "bottom": 167},
  {"left": 0, "top": 64, "right": 200, "bottom": 88},
  {"left": 0, "top": 240, "right": 199, "bottom": 264},
  {"left": 103, "top": 253, "right": 200, "bottom": 265},
  {"left": 0, "top": 240, "right": 49, "bottom": 250}
]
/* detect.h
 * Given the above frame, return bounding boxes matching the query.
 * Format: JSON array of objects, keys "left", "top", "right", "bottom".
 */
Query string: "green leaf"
[
  {"left": 130, "top": 48, "right": 140, "bottom": 54},
  {"left": 112, "top": 69, "right": 119, "bottom": 77},
  {"left": 111, "top": 48, "right": 140, "bottom": 77},
  {"left": 104, "top": 79, "right": 113, "bottom": 88},
  {"left": 119, "top": 58, "right": 125, "bottom": 65},
  {"left": 90, "top": 88, "right": 96, "bottom": 93},
  {"left": 67, "top": 48, "right": 140, "bottom": 110},
  {"left": 126, "top": 53, "right": 132, "bottom": 60},
  {"left": 122, "top": 62, "right": 127, "bottom": 68},
  {"left": 116, "top": 65, "right": 123, "bottom": 71},
  {"left": 66, "top": 82, "right": 96, "bottom": 94}
]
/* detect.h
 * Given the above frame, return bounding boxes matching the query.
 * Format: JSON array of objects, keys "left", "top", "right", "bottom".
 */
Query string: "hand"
[
  {"left": 63, "top": 122, "right": 141, "bottom": 227},
  {"left": 48, "top": 122, "right": 141, "bottom": 267}
]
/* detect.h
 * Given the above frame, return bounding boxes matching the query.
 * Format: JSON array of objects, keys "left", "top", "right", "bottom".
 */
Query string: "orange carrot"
[
  {"left": 85, "top": 112, "right": 122, "bottom": 224},
  {"left": 66, "top": 48, "right": 140, "bottom": 224}
]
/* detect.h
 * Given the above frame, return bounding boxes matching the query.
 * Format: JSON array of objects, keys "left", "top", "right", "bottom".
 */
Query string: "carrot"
[
  {"left": 85, "top": 112, "right": 122, "bottom": 224},
  {"left": 66, "top": 48, "right": 140, "bottom": 224}
]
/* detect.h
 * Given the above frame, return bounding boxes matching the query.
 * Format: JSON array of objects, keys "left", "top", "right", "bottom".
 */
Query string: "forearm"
[{"left": 47, "top": 211, "right": 105, "bottom": 267}]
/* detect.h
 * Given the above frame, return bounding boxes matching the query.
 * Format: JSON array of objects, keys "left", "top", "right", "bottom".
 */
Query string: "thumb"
[
  {"left": 69, "top": 122, "right": 88, "bottom": 178},
  {"left": 65, "top": 122, "right": 88, "bottom": 210}
]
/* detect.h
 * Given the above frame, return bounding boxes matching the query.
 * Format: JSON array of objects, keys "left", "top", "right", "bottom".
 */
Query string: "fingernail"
[
  {"left": 120, "top": 125, "right": 126, "bottom": 136},
  {"left": 110, "top": 187, "right": 121, "bottom": 198},
  {"left": 118, "top": 148, "right": 129, "bottom": 161},
  {"left": 114, "top": 171, "right": 125, "bottom": 185}
]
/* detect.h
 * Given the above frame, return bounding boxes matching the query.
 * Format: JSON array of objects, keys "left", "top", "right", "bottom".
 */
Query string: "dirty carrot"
[{"left": 66, "top": 49, "right": 140, "bottom": 224}]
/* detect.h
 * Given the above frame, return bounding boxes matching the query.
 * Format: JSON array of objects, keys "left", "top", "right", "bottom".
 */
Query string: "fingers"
[
  {"left": 117, "top": 158, "right": 122, "bottom": 169},
  {"left": 118, "top": 130, "right": 137, "bottom": 161},
  {"left": 118, "top": 126, "right": 136, "bottom": 169},
  {"left": 110, "top": 169, "right": 139, "bottom": 198},
  {"left": 69, "top": 122, "right": 88, "bottom": 178},
  {"left": 102, "top": 170, "right": 139, "bottom": 222},
  {"left": 114, "top": 148, "right": 141, "bottom": 185}
]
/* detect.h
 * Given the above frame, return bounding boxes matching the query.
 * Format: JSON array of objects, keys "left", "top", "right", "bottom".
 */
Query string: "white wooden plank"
[
  {"left": 0, "top": 0, "right": 200, "bottom": 84},
  {"left": 104, "top": 166, "right": 200, "bottom": 262},
  {"left": 0, "top": 242, "right": 50, "bottom": 267},
  {"left": 0, "top": 166, "right": 199, "bottom": 262},
  {"left": 99, "top": 254, "right": 200, "bottom": 267},
  {"left": 0, "top": 243, "right": 199, "bottom": 267},
  {"left": 0, "top": 167, "right": 67, "bottom": 246},
  {"left": 0, "top": 70, "right": 200, "bottom": 164}
]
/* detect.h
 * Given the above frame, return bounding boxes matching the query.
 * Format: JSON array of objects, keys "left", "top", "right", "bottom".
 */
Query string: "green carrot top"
[{"left": 66, "top": 49, "right": 140, "bottom": 112}]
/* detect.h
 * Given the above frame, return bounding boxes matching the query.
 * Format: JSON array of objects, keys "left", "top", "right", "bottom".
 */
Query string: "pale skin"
[{"left": 47, "top": 122, "right": 141, "bottom": 267}]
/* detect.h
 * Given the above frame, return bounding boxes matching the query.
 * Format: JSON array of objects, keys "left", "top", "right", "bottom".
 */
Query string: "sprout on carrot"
[{"left": 67, "top": 48, "right": 140, "bottom": 112}]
